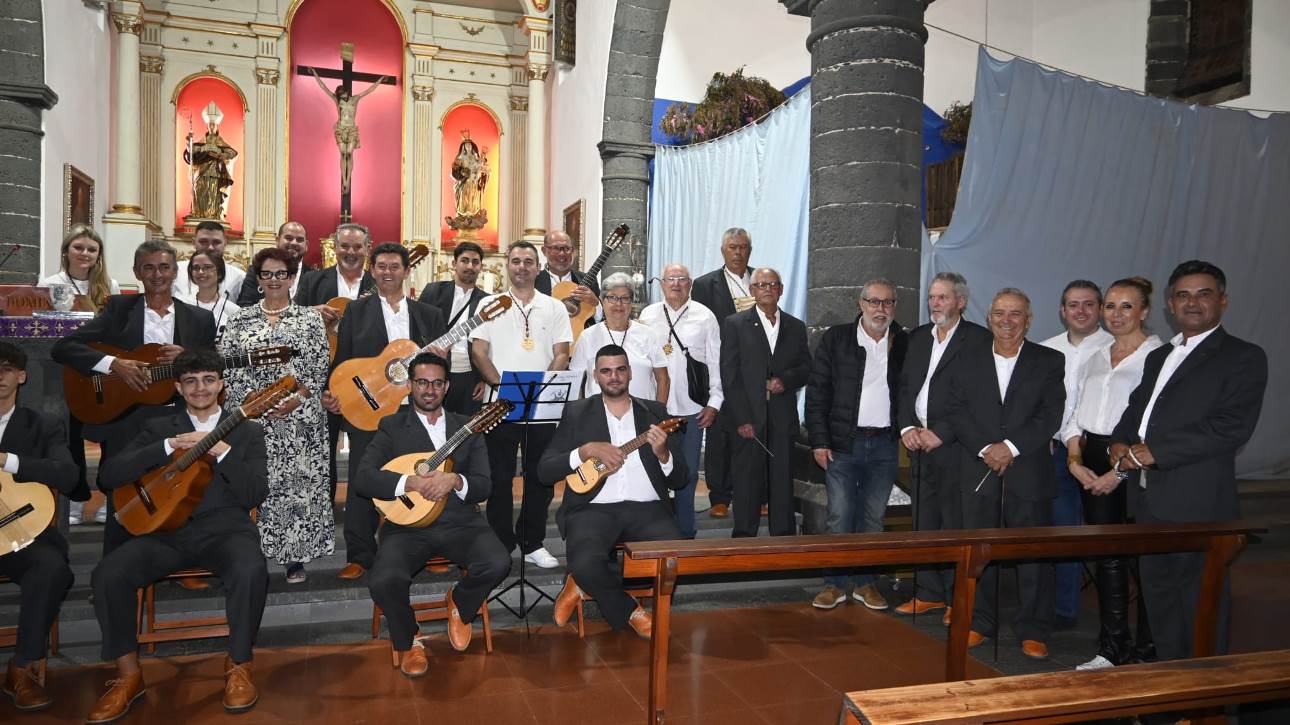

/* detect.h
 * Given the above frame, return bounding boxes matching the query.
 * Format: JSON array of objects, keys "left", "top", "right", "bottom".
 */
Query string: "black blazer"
[
  {"left": 330, "top": 294, "right": 447, "bottom": 367},
  {"left": 896, "top": 319, "right": 992, "bottom": 464},
  {"left": 236, "top": 263, "right": 318, "bottom": 307},
  {"left": 690, "top": 268, "right": 741, "bottom": 323},
  {"left": 294, "top": 265, "right": 376, "bottom": 306},
  {"left": 1, "top": 406, "right": 79, "bottom": 496},
  {"left": 535, "top": 269, "right": 600, "bottom": 298},
  {"left": 417, "top": 280, "right": 488, "bottom": 325},
  {"left": 944, "top": 341, "right": 1066, "bottom": 501},
  {"left": 537, "top": 395, "right": 687, "bottom": 534},
  {"left": 805, "top": 318, "right": 909, "bottom": 450},
  {"left": 98, "top": 409, "right": 269, "bottom": 517},
  {"left": 52, "top": 294, "right": 216, "bottom": 376},
  {"left": 719, "top": 307, "right": 812, "bottom": 434},
  {"left": 1111, "top": 327, "right": 1267, "bottom": 522},
  {"left": 352, "top": 407, "right": 491, "bottom": 528}
]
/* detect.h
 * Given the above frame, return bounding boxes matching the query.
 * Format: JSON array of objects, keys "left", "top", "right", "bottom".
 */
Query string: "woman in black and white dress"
[{"left": 179, "top": 250, "right": 240, "bottom": 341}]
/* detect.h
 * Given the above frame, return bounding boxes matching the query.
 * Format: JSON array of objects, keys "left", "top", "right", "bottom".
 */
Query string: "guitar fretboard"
[
  {"left": 404, "top": 313, "right": 490, "bottom": 364},
  {"left": 419, "top": 425, "right": 473, "bottom": 473},
  {"left": 175, "top": 410, "right": 247, "bottom": 470}
]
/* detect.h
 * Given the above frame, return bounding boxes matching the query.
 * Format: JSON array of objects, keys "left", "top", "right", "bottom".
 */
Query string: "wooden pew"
[
  {"left": 838, "top": 649, "right": 1290, "bottom": 724},
  {"left": 623, "top": 521, "right": 1261, "bottom": 725}
]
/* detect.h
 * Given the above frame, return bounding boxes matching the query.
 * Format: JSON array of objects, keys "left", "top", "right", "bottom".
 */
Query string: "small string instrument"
[
  {"left": 0, "top": 470, "right": 55, "bottom": 557},
  {"left": 552, "top": 224, "right": 629, "bottom": 343},
  {"left": 324, "top": 243, "right": 430, "bottom": 361},
  {"left": 563, "top": 416, "right": 686, "bottom": 497}
]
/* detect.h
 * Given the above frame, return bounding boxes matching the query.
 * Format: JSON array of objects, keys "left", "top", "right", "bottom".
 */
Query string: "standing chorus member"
[
  {"left": 570, "top": 273, "right": 669, "bottom": 403},
  {"left": 236, "top": 221, "right": 314, "bottom": 306},
  {"left": 172, "top": 220, "right": 246, "bottom": 301},
  {"left": 417, "top": 241, "right": 489, "bottom": 414},
  {"left": 534, "top": 229, "right": 600, "bottom": 329},
  {"left": 180, "top": 249, "right": 241, "bottom": 339}
]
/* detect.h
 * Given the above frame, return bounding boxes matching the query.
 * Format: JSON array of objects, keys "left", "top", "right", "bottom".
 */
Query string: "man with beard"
[
  {"left": 236, "top": 221, "right": 315, "bottom": 306},
  {"left": 418, "top": 241, "right": 489, "bottom": 414}
]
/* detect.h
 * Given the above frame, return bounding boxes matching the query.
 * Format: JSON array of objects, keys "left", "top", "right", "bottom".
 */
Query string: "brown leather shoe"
[
  {"left": 426, "top": 563, "right": 452, "bottom": 574},
  {"left": 760, "top": 504, "right": 769, "bottom": 516},
  {"left": 399, "top": 640, "right": 429, "bottom": 678},
  {"left": 942, "top": 607, "right": 953, "bottom": 627},
  {"left": 966, "top": 630, "right": 989, "bottom": 648},
  {"left": 627, "top": 606, "right": 652, "bottom": 639},
  {"left": 4, "top": 659, "right": 51, "bottom": 712},
  {"left": 337, "top": 562, "right": 365, "bottom": 580},
  {"left": 86, "top": 670, "right": 145, "bottom": 724},
  {"left": 175, "top": 576, "right": 210, "bottom": 591},
  {"left": 446, "top": 587, "right": 472, "bottom": 652},
  {"left": 1021, "top": 639, "right": 1049, "bottom": 660},
  {"left": 553, "top": 575, "right": 582, "bottom": 628},
  {"left": 223, "top": 656, "right": 258, "bottom": 713},
  {"left": 894, "top": 598, "right": 947, "bottom": 615},
  {"left": 710, "top": 503, "right": 729, "bottom": 518}
]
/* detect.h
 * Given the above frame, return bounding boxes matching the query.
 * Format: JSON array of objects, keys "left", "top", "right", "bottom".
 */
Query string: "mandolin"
[
  {"left": 324, "top": 244, "right": 430, "bottom": 361},
  {"left": 563, "top": 416, "right": 686, "bottom": 497},
  {"left": 0, "top": 470, "right": 56, "bottom": 557},
  {"left": 551, "top": 224, "right": 629, "bottom": 343},
  {"left": 374, "top": 399, "right": 512, "bottom": 527},
  {"left": 330, "top": 294, "right": 513, "bottom": 431},
  {"left": 64, "top": 343, "right": 296, "bottom": 424},
  {"left": 113, "top": 376, "right": 298, "bottom": 536}
]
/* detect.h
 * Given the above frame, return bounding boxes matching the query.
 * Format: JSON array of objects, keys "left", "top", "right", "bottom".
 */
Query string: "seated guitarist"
[
  {"left": 538, "top": 344, "right": 686, "bottom": 638},
  {"left": 0, "top": 342, "right": 78, "bottom": 713},
  {"left": 353, "top": 353, "right": 510, "bottom": 678},
  {"left": 88, "top": 349, "right": 269, "bottom": 722}
]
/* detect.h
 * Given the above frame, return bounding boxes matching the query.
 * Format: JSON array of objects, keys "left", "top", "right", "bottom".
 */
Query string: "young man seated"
[
  {"left": 88, "top": 349, "right": 269, "bottom": 722},
  {"left": 538, "top": 344, "right": 687, "bottom": 638},
  {"left": 0, "top": 342, "right": 79, "bottom": 713},
  {"left": 354, "top": 353, "right": 510, "bottom": 677}
]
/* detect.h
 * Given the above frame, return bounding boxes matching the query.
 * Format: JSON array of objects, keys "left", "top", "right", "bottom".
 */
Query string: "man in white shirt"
[
  {"left": 173, "top": 221, "right": 246, "bottom": 301},
  {"left": 1040, "top": 280, "right": 1113, "bottom": 630},
  {"left": 538, "top": 344, "right": 686, "bottom": 638}
]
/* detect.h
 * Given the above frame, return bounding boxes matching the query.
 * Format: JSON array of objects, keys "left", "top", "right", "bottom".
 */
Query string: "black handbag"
[{"left": 662, "top": 307, "right": 710, "bottom": 407}]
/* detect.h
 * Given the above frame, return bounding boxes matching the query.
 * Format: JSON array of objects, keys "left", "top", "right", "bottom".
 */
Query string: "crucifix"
[{"left": 295, "top": 42, "right": 396, "bottom": 222}]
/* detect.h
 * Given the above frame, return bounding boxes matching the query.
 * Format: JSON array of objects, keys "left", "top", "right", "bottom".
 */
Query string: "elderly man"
[
  {"left": 535, "top": 230, "right": 600, "bottom": 330},
  {"left": 173, "top": 220, "right": 246, "bottom": 300},
  {"left": 639, "top": 263, "right": 724, "bottom": 538},
  {"left": 236, "top": 221, "right": 314, "bottom": 306},
  {"left": 806, "top": 279, "right": 908, "bottom": 610}
]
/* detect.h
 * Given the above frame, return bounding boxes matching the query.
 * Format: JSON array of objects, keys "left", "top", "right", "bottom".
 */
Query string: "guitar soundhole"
[
  {"left": 387, "top": 360, "right": 409, "bottom": 385},
  {"left": 561, "top": 298, "right": 578, "bottom": 316}
]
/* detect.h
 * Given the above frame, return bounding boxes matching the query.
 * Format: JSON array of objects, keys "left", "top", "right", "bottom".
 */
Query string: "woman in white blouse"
[
  {"left": 569, "top": 273, "right": 669, "bottom": 403},
  {"left": 1064, "top": 276, "right": 1163, "bottom": 671},
  {"left": 180, "top": 250, "right": 241, "bottom": 340},
  {"left": 39, "top": 224, "right": 121, "bottom": 311}
]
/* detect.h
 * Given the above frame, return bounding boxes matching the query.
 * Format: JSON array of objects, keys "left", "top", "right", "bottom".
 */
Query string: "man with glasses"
[
  {"left": 322, "top": 242, "right": 446, "bottom": 581},
  {"left": 173, "top": 220, "right": 246, "bottom": 300},
  {"left": 236, "top": 221, "right": 315, "bottom": 306},
  {"left": 805, "top": 280, "right": 908, "bottom": 609},
  {"left": 418, "top": 241, "right": 490, "bottom": 414},
  {"left": 535, "top": 230, "right": 600, "bottom": 330}
]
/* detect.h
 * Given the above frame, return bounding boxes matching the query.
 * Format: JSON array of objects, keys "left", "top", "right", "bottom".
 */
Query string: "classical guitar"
[
  {"left": 0, "top": 470, "right": 56, "bottom": 557},
  {"left": 552, "top": 224, "right": 629, "bottom": 343},
  {"left": 324, "top": 243, "right": 431, "bottom": 361},
  {"left": 113, "top": 376, "right": 298, "bottom": 536},
  {"left": 330, "top": 294, "right": 513, "bottom": 431},
  {"left": 563, "top": 416, "right": 686, "bottom": 497},
  {"left": 64, "top": 344, "right": 297, "bottom": 424},
  {"left": 374, "top": 399, "right": 512, "bottom": 528}
]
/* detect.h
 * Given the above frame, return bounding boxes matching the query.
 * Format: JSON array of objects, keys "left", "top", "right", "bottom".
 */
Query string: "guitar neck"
[
  {"left": 176, "top": 410, "right": 246, "bottom": 469},
  {"left": 422, "top": 424, "right": 473, "bottom": 472},
  {"left": 146, "top": 351, "right": 249, "bottom": 383},
  {"left": 617, "top": 430, "right": 654, "bottom": 458},
  {"left": 583, "top": 248, "right": 614, "bottom": 282},
  {"left": 417, "top": 312, "right": 485, "bottom": 357}
]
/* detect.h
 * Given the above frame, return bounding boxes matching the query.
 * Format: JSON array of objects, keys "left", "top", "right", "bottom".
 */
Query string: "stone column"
[
  {"left": 410, "top": 84, "right": 435, "bottom": 244},
  {"left": 139, "top": 55, "right": 164, "bottom": 226},
  {"left": 253, "top": 67, "right": 281, "bottom": 240},
  {"left": 522, "top": 63, "right": 549, "bottom": 242}
]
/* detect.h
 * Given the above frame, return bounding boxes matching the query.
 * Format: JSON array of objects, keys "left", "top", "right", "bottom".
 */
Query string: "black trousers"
[
  {"left": 912, "top": 450, "right": 962, "bottom": 603},
  {"left": 91, "top": 510, "right": 268, "bottom": 663},
  {"left": 343, "top": 422, "right": 380, "bottom": 568},
  {"left": 368, "top": 515, "right": 511, "bottom": 651},
  {"left": 484, "top": 422, "right": 555, "bottom": 555},
  {"left": 445, "top": 370, "right": 482, "bottom": 415},
  {"left": 0, "top": 529, "right": 73, "bottom": 664},
  {"left": 730, "top": 427, "right": 795, "bottom": 537},
  {"left": 93, "top": 404, "right": 179, "bottom": 556},
  {"left": 565, "top": 501, "right": 681, "bottom": 629},
  {"left": 1137, "top": 505, "right": 1230, "bottom": 661},
  {"left": 66, "top": 412, "right": 91, "bottom": 503},
  {"left": 703, "top": 413, "right": 734, "bottom": 506},
  {"left": 963, "top": 479, "right": 1055, "bottom": 642},
  {"left": 327, "top": 411, "right": 342, "bottom": 503}
]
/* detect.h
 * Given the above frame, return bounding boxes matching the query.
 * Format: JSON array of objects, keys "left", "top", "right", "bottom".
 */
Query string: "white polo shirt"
[{"left": 469, "top": 290, "right": 573, "bottom": 396}]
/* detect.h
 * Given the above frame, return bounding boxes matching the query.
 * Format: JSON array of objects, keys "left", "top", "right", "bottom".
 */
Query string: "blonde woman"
[{"left": 39, "top": 224, "right": 120, "bottom": 311}]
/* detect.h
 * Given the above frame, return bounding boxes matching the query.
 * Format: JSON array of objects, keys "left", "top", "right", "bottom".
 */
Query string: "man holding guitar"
[
  {"left": 538, "top": 344, "right": 686, "bottom": 638},
  {"left": 88, "top": 349, "right": 269, "bottom": 722},
  {"left": 323, "top": 242, "right": 447, "bottom": 581},
  {"left": 353, "top": 353, "right": 510, "bottom": 677},
  {"left": 0, "top": 343, "right": 79, "bottom": 713},
  {"left": 417, "top": 241, "right": 489, "bottom": 414},
  {"left": 534, "top": 230, "right": 600, "bottom": 316}
]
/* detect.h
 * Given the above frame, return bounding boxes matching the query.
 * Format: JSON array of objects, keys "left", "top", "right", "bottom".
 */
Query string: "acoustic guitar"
[
  {"left": 373, "top": 399, "right": 513, "bottom": 528},
  {"left": 113, "top": 376, "right": 298, "bottom": 536},
  {"left": 64, "top": 343, "right": 296, "bottom": 424},
  {"left": 0, "top": 470, "right": 56, "bottom": 557},
  {"left": 551, "top": 224, "right": 629, "bottom": 343},
  {"left": 324, "top": 244, "right": 431, "bottom": 361},
  {"left": 330, "top": 294, "right": 513, "bottom": 431},
  {"left": 563, "top": 416, "right": 686, "bottom": 497}
]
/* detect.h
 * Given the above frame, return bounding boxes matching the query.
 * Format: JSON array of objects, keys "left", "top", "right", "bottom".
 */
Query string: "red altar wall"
[
  {"left": 440, "top": 104, "right": 500, "bottom": 250},
  {"left": 174, "top": 77, "right": 245, "bottom": 235},
  {"left": 287, "top": 0, "right": 403, "bottom": 266}
]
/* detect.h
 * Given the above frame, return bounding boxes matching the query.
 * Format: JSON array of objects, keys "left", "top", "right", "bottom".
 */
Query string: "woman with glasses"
[
  {"left": 569, "top": 273, "right": 669, "bottom": 403},
  {"left": 219, "top": 247, "right": 333, "bottom": 584},
  {"left": 179, "top": 250, "right": 240, "bottom": 340}
]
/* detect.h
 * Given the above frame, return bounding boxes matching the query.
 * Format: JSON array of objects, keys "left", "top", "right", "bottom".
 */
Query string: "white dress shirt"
[
  {"left": 162, "top": 410, "right": 231, "bottom": 462},
  {"left": 755, "top": 306, "right": 780, "bottom": 353},
  {"left": 981, "top": 343, "right": 1023, "bottom": 458},
  {"left": 901, "top": 319, "right": 961, "bottom": 434},
  {"left": 448, "top": 284, "right": 474, "bottom": 373},
  {"left": 856, "top": 325, "right": 892, "bottom": 427},
  {"left": 393, "top": 410, "right": 469, "bottom": 499},
  {"left": 336, "top": 269, "right": 363, "bottom": 300},
  {"left": 185, "top": 295, "right": 241, "bottom": 337},
  {"left": 567, "top": 402, "right": 674, "bottom": 504},
  {"left": 1138, "top": 326, "right": 1219, "bottom": 440},
  {"left": 379, "top": 295, "right": 411, "bottom": 343},
  {"left": 0, "top": 407, "right": 20, "bottom": 473},
  {"left": 638, "top": 299, "right": 724, "bottom": 416},
  {"left": 1041, "top": 327, "right": 1114, "bottom": 443},
  {"left": 722, "top": 267, "right": 752, "bottom": 300},
  {"left": 570, "top": 321, "right": 668, "bottom": 401},
  {"left": 93, "top": 302, "right": 177, "bottom": 373},
  {"left": 546, "top": 268, "right": 574, "bottom": 285},
  {"left": 1063, "top": 335, "right": 1164, "bottom": 442}
]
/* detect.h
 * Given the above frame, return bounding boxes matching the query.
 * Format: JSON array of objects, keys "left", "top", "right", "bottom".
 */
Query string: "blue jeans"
[
  {"left": 672, "top": 411, "right": 704, "bottom": 539},
  {"left": 823, "top": 433, "right": 898, "bottom": 591},
  {"left": 1052, "top": 442, "right": 1084, "bottom": 619}
]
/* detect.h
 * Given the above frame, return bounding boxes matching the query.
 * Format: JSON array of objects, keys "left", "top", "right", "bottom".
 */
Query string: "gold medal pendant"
[
  {"left": 521, "top": 337, "right": 535, "bottom": 351},
  {"left": 663, "top": 343, "right": 673, "bottom": 355}
]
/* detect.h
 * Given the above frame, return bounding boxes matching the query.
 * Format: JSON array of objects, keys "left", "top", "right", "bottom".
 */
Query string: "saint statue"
[
  {"left": 309, "top": 64, "right": 390, "bottom": 195},
  {"left": 184, "top": 101, "right": 238, "bottom": 220},
  {"left": 451, "top": 130, "right": 490, "bottom": 217}
]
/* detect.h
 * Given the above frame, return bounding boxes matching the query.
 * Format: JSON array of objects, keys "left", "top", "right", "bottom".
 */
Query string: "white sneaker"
[
  {"left": 523, "top": 547, "right": 559, "bottom": 569},
  {"left": 1076, "top": 654, "right": 1115, "bottom": 671},
  {"left": 67, "top": 501, "right": 84, "bottom": 526},
  {"left": 93, "top": 505, "right": 108, "bottom": 524}
]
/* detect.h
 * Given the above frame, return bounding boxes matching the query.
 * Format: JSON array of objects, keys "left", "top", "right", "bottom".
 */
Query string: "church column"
[
  {"left": 509, "top": 95, "right": 529, "bottom": 248},
  {"left": 522, "top": 63, "right": 548, "bottom": 243},
  {"left": 410, "top": 84, "right": 435, "bottom": 244},
  {"left": 253, "top": 67, "right": 281, "bottom": 241},
  {"left": 102, "top": 2, "right": 149, "bottom": 284},
  {"left": 139, "top": 54, "right": 164, "bottom": 227}
]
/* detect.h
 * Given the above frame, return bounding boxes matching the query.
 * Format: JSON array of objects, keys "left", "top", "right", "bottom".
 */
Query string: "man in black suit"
[
  {"left": 720, "top": 267, "right": 811, "bottom": 537},
  {"left": 0, "top": 343, "right": 79, "bottom": 712},
  {"left": 236, "top": 221, "right": 316, "bottom": 306},
  {"left": 894, "top": 271, "right": 992, "bottom": 618},
  {"left": 1111, "top": 260, "right": 1267, "bottom": 662},
  {"left": 690, "top": 227, "right": 753, "bottom": 518},
  {"left": 52, "top": 239, "right": 216, "bottom": 555},
  {"left": 87, "top": 349, "right": 269, "bottom": 721},
  {"left": 534, "top": 230, "right": 601, "bottom": 304},
  {"left": 354, "top": 353, "right": 510, "bottom": 677},
  {"left": 945, "top": 288, "right": 1065, "bottom": 659},
  {"left": 538, "top": 344, "right": 686, "bottom": 638},
  {"left": 322, "top": 242, "right": 447, "bottom": 580},
  {"left": 418, "top": 241, "right": 489, "bottom": 413}
]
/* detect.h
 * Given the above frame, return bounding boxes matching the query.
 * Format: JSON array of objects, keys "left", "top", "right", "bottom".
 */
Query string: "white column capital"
[
  {"left": 526, "top": 64, "right": 550, "bottom": 82},
  {"left": 255, "top": 68, "right": 280, "bottom": 86},
  {"left": 412, "top": 85, "right": 434, "bottom": 102},
  {"left": 112, "top": 13, "right": 143, "bottom": 35},
  {"left": 139, "top": 55, "right": 163, "bottom": 74}
]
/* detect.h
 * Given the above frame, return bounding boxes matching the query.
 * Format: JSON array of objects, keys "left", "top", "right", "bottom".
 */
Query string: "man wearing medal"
[{"left": 469, "top": 241, "right": 574, "bottom": 569}]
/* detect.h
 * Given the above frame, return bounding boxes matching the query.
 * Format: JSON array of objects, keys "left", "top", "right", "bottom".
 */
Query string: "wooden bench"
[
  {"left": 839, "top": 649, "right": 1290, "bottom": 725},
  {"left": 370, "top": 556, "right": 495, "bottom": 666},
  {"left": 136, "top": 568, "right": 228, "bottom": 654},
  {"left": 623, "top": 521, "right": 1261, "bottom": 725},
  {"left": 0, "top": 573, "right": 60, "bottom": 683}
]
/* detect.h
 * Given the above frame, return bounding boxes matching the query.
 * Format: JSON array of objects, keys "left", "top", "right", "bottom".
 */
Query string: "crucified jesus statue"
[{"left": 309, "top": 67, "right": 390, "bottom": 195}]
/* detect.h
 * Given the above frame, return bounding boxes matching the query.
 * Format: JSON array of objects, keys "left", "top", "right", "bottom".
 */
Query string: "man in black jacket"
[
  {"left": 417, "top": 241, "right": 489, "bottom": 413},
  {"left": 236, "top": 221, "right": 316, "bottom": 306},
  {"left": 538, "top": 344, "right": 686, "bottom": 638},
  {"left": 1111, "top": 260, "right": 1267, "bottom": 661},
  {"left": 805, "top": 280, "right": 908, "bottom": 610},
  {"left": 0, "top": 342, "right": 79, "bottom": 712},
  {"left": 354, "top": 353, "right": 510, "bottom": 677},
  {"left": 945, "top": 288, "right": 1065, "bottom": 659},
  {"left": 534, "top": 230, "right": 600, "bottom": 326},
  {"left": 87, "top": 349, "right": 269, "bottom": 721}
]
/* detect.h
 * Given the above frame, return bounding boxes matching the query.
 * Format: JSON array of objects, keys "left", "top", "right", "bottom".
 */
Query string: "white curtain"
[
  {"left": 928, "top": 48, "right": 1290, "bottom": 478},
  {"left": 649, "top": 88, "right": 811, "bottom": 318}
]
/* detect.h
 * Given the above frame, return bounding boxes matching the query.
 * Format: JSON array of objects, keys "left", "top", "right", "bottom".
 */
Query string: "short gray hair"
[
  {"left": 134, "top": 239, "right": 177, "bottom": 266},
  {"left": 932, "top": 271, "right": 969, "bottom": 302},
  {"left": 335, "top": 222, "right": 370, "bottom": 241},
  {"left": 721, "top": 227, "right": 751, "bottom": 245},
  {"left": 993, "top": 287, "right": 1032, "bottom": 309},
  {"left": 600, "top": 272, "right": 635, "bottom": 301},
  {"left": 859, "top": 277, "right": 896, "bottom": 300}
]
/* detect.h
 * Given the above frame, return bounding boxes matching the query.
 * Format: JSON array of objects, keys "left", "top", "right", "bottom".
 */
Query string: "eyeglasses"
[
  {"left": 604, "top": 294, "right": 632, "bottom": 304},
  {"left": 256, "top": 269, "right": 294, "bottom": 280},
  {"left": 662, "top": 276, "right": 691, "bottom": 283},
  {"left": 411, "top": 378, "right": 447, "bottom": 390},
  {"left": 862, "top": 298, "right": 896, "bottom": 309},
  {"left": 750, "top": 281, "right": 781, "bottom": 290},
  {"left": 190, "top": 264, "right": 216, "bottom": 274}
]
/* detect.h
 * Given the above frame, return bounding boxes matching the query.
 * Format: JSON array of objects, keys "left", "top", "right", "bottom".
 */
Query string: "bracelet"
[
  {"left": 1111, "top": 458, "right": 1129, "bottom": 482},
  {"left": 1127, "top": 448, "right": 1145, "bottom": 468}
]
